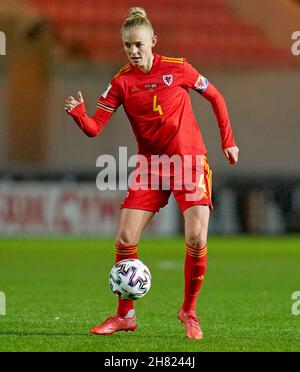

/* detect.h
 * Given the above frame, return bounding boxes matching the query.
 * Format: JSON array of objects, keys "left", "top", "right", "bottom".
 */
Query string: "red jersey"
[{"left": 69, "top": 54, "right": 236, "bottom": 156}]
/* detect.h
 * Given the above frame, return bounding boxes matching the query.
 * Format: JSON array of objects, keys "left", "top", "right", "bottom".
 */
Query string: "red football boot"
[
  {"left": 91, "top": 311, "right": 137, "bottom": 335},
  {"left": 178, "top": 308, "right": 203, "bottom": 340}
]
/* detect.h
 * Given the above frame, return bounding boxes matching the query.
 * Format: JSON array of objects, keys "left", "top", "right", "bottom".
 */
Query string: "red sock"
[
  {"left": 115, "top": 244, "right": 138, "bottom": 317},
  {"left": 183, "top": 243, "right": 207, "bottom": 313}
]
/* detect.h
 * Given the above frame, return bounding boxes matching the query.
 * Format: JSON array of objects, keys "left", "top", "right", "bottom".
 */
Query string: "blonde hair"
[{"left": 121, "top": 7, "right": 154, "bottom": 37}]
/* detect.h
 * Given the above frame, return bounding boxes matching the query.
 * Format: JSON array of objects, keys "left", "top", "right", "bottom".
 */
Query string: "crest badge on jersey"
[{"left": 163, "top": 75, "right": 173, "bottom": 86}]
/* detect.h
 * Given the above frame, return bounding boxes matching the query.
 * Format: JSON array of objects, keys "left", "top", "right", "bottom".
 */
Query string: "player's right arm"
[{"left": 64, "top": 78, "right": 121, "bottom": 137}]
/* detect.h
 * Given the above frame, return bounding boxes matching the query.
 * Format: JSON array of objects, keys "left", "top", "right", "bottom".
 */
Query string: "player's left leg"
[
  {"left": 172, "top": 155, "right": 212, "bottom": 338},
  {"left": 178, "top": 205, "right": 210, "bottom": 339},
  {"left": 183, "top": 205, "right": 210, "bottom": 311},
  {"left": 178, "top": 204, "right": 210, "bottom": 339}
]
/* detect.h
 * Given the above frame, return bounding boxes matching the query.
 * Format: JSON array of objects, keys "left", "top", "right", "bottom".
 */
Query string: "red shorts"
[{"left": 121, "top": 155, "right": 213, "bottom": 213}]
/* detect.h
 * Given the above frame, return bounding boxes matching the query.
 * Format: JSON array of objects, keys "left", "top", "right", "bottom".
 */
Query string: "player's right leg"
[{"left": 91, "top": 208, "right": 155, "bottom": 335}]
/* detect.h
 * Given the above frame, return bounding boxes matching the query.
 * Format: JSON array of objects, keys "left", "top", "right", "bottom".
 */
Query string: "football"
[{"left": 109, "top": 259, "right": 152, "bottom": 300}]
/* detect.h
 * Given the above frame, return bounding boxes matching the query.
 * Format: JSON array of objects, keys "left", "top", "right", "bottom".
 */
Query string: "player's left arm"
[
  {"left": 183, "top": 60, "right": 239, "bottom": 165},
  {"left": 201, "top": 84, "right": 239, "bottom": 165}
]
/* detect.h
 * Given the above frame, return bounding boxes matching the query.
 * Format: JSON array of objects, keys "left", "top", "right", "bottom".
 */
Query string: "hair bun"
[{"left": 129, "top": 7, "right": 147, "bottom": 18}]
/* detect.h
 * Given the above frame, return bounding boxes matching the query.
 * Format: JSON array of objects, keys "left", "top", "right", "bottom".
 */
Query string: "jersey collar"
[{"left": 132, "top": 53, "right": 161, "bottom": 76}]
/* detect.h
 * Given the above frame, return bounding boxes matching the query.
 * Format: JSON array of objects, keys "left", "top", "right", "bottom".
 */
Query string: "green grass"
[{"left": 0, "top": 236, "right": 300, "bottom": 352}]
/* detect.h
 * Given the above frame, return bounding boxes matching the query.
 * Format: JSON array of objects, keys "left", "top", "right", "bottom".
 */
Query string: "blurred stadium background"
[
  {"left": 0, "top": 0, "right": 300, "bottom": 237},
  {"left": 1, "top": 0, "right": 300, "bottom": 353}
]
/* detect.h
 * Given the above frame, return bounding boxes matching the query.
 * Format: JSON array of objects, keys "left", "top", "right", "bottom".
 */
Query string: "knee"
[
  {"left": 115, "top": 230, "right": 139, "bottom": 247},
  {"left": 186, "top": 232, "right": 207, "bottom": 250}
]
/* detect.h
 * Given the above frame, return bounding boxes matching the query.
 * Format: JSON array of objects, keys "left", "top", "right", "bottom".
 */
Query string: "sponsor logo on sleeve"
[
  {"left": 194, "top": 76, "right": 209, "bottom": 93},
  {"left": 102, "top": 83, "right": 112, "bottom": 98}
]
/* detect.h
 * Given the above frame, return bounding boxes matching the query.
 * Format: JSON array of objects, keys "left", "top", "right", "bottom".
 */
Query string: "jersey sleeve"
[
  {"left": 68, "top": 102, "right": 112, "bottom": 137},
  {"left": 184, "top": 60, "right": 237, "bottom": 150},
  {"left": 96, "top": 77, "right": 122, "bottom": 114},
  {"left": 183, "top": 60, "right": 209, "bottom": 94}
]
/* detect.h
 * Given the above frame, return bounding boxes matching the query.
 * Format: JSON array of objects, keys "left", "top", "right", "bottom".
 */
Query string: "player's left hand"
[{"left": 223, "top": 146, "right": 239, "bottom": 165}]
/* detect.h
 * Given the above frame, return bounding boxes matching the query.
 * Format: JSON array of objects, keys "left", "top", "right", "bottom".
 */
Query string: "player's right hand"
[{"left": 64, "top": 91, "right": 84, "bottom": 113}]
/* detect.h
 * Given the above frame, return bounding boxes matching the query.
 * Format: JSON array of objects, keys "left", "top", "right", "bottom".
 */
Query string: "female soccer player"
[{"left": 64, "top": 7, "right": 239, "bottom": 339}]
